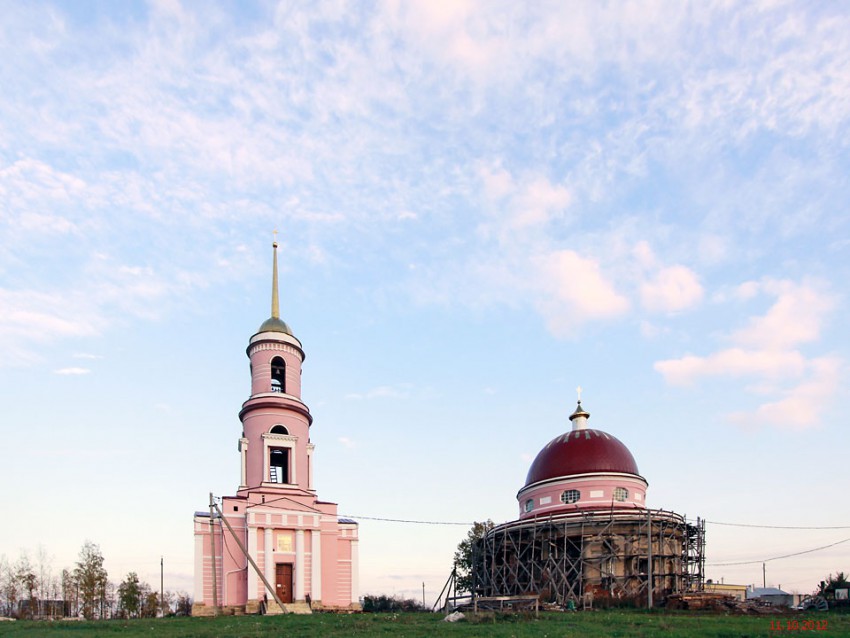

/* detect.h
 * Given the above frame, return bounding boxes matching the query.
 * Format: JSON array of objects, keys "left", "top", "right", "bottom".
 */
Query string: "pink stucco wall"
[
  {"left": 249, "top": 340, "right": 303, "bottom": 398},
  {"left": 517, "top": 472, "right": 648, "bottom": 519},
  {"left": 194, "top": 494, "right": 358, "bottom": 609}
]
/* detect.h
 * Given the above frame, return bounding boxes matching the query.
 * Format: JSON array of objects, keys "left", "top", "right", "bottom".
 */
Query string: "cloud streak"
[{"left": 655, "top": 279, "right": 840, "bottom": 429}]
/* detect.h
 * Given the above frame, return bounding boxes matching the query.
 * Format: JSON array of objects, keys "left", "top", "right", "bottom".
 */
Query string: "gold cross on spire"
[
  {"left": 576, "top": 385, "right": 583, "bottom": 402},
  {"left": 273, "top": 229, "right": 278, "bottom": 248}
]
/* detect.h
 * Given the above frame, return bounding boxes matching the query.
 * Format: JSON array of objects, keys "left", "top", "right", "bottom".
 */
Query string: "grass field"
[{"left": 0, "top": 610, "right": 846, "bottom": 637}]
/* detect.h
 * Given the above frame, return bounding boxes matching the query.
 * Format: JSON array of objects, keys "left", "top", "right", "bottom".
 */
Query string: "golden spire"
[
  {"left": 255, "top": 231, "right": 293, "bottom": 336},
  {"left": 271, "top": 231, "right": 280, "bottom": 319}
]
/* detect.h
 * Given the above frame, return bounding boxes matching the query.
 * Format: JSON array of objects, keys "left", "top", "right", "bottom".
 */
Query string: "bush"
[{"left": 362, "top": 594, "right": 426, "bottom": 612}]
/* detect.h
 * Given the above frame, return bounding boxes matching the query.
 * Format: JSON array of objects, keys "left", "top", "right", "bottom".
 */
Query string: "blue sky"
[{"left": 1, "top": 1, "right": 849, "bottom": 601}]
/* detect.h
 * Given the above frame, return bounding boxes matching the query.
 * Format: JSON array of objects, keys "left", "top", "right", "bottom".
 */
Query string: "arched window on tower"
[
  {"left": 271, "top": 356, "right": 286, "bottom": 393},
  {"left": 269, "top": 448, "right": 289, "bottom": 484},
  {"left": 270, "top": 425, "right": 288, "bottom": 435}
]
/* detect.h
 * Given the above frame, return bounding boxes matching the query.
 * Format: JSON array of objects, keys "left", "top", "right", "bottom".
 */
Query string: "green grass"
[{"left": 0, "top": 610, "right": 846, "bottom": 637}]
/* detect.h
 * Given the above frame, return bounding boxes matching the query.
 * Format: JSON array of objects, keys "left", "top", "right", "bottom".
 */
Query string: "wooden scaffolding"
[{"left": 471, "top": 509, "right": 704, "bottom": 607}]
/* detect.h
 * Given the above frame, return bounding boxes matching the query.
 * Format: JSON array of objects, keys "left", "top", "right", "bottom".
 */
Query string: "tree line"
[{"left": 0, "top": 541, "right": 190, "bottom": 620}]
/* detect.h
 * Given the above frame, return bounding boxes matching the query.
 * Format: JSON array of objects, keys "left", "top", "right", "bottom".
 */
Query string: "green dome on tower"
[{"left": 258, "top": 316, "right": 293, "bottom": 335}]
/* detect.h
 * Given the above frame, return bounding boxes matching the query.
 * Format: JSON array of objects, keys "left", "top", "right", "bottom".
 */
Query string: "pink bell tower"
[
  {"left": 193, "top": 240, "right": 359, "bottom": 616},
  {"left": 238, "top": 237, "right": 314, "bottom": 494}
]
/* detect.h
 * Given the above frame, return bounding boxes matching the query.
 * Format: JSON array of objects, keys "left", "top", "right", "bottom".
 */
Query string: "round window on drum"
[{"left": 560, "top": 489, "right": 580, "bottom": 504}]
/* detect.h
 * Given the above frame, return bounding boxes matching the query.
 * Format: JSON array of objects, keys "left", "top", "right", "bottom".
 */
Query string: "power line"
[
  {"left": 340, "top": 514, "right": 471, "bottom": 526},
  {"left": 235, "top": 501, "right": 850, "bottom": 532},
  {"left": 344, "top": 514, "right": 850, "bottom": 530},
  {"left": 708, "top": 536, "right": 850, "bottom": 567},
  {"left": 707, "top": 520, "right": 850, "bottom": 531}
]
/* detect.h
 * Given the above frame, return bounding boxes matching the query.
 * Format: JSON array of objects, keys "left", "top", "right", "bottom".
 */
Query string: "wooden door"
[{"left": 275, "top": 563, "right": 293, "bottom": 603}]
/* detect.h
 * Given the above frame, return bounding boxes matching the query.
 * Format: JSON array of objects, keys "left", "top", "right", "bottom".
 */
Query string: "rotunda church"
[
  {"left": 472, "top": 397, "right": 704, "bottom": 607},
  {"left": 518, "top": 401, "right": 648, "bottom": 519}
]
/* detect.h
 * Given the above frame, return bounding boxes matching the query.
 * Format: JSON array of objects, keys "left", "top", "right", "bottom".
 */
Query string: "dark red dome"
[{"left": 525, "top": 429, "right": 640, "bottom": 486}]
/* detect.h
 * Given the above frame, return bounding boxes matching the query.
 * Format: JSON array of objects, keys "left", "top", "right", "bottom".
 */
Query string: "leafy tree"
[
  {"left": 117, "top": 572, "right": 143, "bottom": 618},
  {"left": 174, "top": 592, "right": 192, "bottom": 616},
  {"left": 141, "top": 589, "right": 159, "bottom": 618},
  {"left": 817, "top": 572, "right": 849, "bottom": 599},
  {"left": 18, "top": 564, "right": 38, "bottom": 620},
  {"left": 159, "top": 590, "right": 175, "bottom": 617},
  {"left": 73, "top": 541, "right": 108, "bottom": 619},
  {"left": 61, "top": 568, "right": 76, "bottom": 617},
  {"left": 35, "top": 545, "right": 58, "bottom": 618},
  {"left": 0, "top": 555, "right": 18, "bottom": 618},
  {"left": 453, "top": 520, "right": 494, "bottom": 594}
]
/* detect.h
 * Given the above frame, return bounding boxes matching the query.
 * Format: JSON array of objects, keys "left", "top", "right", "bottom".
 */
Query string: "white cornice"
[
  {"left": 517, "top": 471, "right": 648, "bottom": 498},
  {"left": 248, "top": 333, "right": 304, "bottom": 355}
]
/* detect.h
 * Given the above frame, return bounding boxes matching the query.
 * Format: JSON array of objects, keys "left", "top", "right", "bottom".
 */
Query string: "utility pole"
[
  {"left": 647, "top": 509, "right": 653, "bottom": 609},
  {"left": 209, "top": 493, "right": 219, "bottom": 616},
  {"left": 160, "top": 556, "right": 164, "bottom": 617},
  {"left": 763, "top": 563, "right": 766, "bottom": 589},
  {"left": 211, "top": 499, "right": 286, "bottom": 612},
  {"left": 422, "top": 582, "right": 425, "bottom": 609}
]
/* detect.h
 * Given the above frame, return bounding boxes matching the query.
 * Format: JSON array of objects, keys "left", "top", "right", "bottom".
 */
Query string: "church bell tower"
[
  {"left": 192, "top": 238, "right": 359, "bottom": 615},
  {"left": 238, "top": 239, "right": 314, "bottom": 493}
]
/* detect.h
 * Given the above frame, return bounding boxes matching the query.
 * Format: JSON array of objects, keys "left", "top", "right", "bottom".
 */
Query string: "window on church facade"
[
  {"left": 269, "top": 448, "right": 289, "bottom": 483},
  {"left": 271, "top": 356, "right": 286, "bottom": 393},
  {"left": 614, "top": 487, "right": 628, "bottom": 502},
  {"left": 524, "top": 499, "right": 533, "bottom": 513},
  {"left": 561, "top": 489, "right": 580, "bottom": 504}
]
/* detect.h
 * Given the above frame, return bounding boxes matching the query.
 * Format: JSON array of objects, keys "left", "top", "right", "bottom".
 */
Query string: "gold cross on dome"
[
  {"left": 273, "top": 229, "right": 278, "bottom": 247},
  {"left": 576, "top": 386, "right": 583, "bottom": 402}
]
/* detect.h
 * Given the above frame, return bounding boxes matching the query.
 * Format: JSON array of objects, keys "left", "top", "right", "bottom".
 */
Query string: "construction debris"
[{"left": 666, "top": 592, "right": 776, "bottom": 614}]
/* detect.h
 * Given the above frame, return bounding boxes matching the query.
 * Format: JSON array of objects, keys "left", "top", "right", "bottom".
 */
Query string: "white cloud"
[
  {"left": 631, "top": 242, "right": 703, "bottom": 314},
  {"left": 534, "top": 249, "right": 629, "bottom": 336},
  {"left": 0, "top": 289, "right": 100, "bottom": 344},
  {"left": 478, "top": 163, "right": 514, "bottom": 201},
  {"left": 734, "top": 281, "right": 760, "bottom": 301},
  {"left": 338, "top": 437, "right": 356, "bottom": 449},
  {"left": 476, "top": 167, "right": 572, "bottom": 235},
  {"left": 655, "top": 348, "right": 807, "bottom": 386},
  {"left": 639, "top": 265, "right": 703, "bottom": 313},
  {"left": 53, "top": 367, "right": 91, "bottom": 375},
  {"left": 512, "top": 177, "right": 571, "bottom": 229},
  {"left": 730, "top": 280, "right": 836, "bottom": 350},
  {"left": 727, "top": 356, "right": 842, "bottom": 430},
  {"left": 655, "top": 278, "right": 840, "bottom": 430}
]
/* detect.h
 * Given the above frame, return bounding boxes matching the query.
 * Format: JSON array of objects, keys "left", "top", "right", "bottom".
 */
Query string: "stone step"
[
  {"left": 284, "top": 602, "right": 313, "bottom": 615},
  {"left": 264, "top": 600, "right": 312, "bottom": 615}
]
